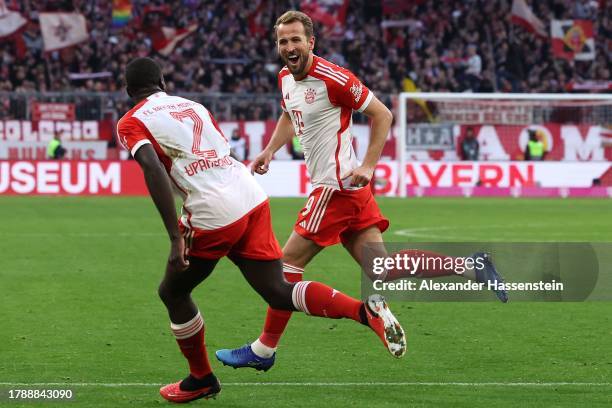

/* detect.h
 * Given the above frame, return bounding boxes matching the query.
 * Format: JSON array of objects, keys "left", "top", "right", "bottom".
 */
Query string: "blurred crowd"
[{"left": 0, "top": 0, "right": 610, "bottom": 102}]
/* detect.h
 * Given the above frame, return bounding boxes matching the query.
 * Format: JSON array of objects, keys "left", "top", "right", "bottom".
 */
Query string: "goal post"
[{"left": 396, "top": 92, "right": 612, "bottom": 197}]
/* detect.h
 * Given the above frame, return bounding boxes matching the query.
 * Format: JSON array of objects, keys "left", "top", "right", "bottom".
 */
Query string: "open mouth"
[{"left": 287, "top": 54, "right": 299, "bottom": 64}]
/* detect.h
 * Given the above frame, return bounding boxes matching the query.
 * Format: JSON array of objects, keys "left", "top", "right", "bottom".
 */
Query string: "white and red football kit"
[
  {"left": 278, "top": 56, "right": 389, "bottom": 246},
  {"left": 117, "top": 92, "right": 282, "bottom": 260}
]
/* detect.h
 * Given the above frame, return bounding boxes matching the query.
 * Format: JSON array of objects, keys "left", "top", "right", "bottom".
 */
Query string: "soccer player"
[
  {"left": 117, "top": 57, "right": 406, "bottom": 403},
  {"left": 215, "top": 10, "right": 506, "bottom": 372}
]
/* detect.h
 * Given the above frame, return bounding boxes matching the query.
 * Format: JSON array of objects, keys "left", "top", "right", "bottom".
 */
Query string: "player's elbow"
[
  {"left": 371, "top": 105, "right": 393, "bottom": 128},
  {"left": 381, "top": 105, "right": 393, "bottom": 126}
]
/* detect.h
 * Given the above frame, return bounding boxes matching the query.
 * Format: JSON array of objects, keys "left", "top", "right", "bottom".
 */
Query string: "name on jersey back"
[{"left": 185, "top": 156, "right": 233, "bottom": 176}]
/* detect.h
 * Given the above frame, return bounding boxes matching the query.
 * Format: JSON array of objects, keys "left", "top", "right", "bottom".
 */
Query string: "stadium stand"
[
  {"left": 0, "top": 1, "right": 610, "bottom": 194},
  {"left": 1, "top": 0, "right": 610, "bottom": 101}
]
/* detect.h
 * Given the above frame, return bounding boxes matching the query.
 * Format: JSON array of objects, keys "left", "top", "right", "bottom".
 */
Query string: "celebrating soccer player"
[
  {"left": 215, "top": 10, "right": 507, "bottom": 372},
  {"left": 117, "top": 57, "right": 406, "bottom": 403}
]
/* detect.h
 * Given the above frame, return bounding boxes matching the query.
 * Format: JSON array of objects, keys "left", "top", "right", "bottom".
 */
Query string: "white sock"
[{"left": 251, "top": 338, "right": 276, "bottom": 358}]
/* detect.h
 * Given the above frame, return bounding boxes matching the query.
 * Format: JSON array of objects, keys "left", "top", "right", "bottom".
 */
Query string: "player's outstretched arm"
[
  {"left": 133, "top": 144, "right": 189, "bottom": 272},
  {"left": 251, "top": 112, "right": 294, "bottom": 175},
  {"left": 347, "top": 96, "right": 393, "bottom": 186}
]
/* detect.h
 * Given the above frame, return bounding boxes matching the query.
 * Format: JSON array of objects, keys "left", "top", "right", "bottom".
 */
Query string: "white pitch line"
[
  {"left": 393, "top": 222, "right": 591, "bottom": 240},
  {"left": 0, "top": 382, "right": 610, "bottom": 387}
]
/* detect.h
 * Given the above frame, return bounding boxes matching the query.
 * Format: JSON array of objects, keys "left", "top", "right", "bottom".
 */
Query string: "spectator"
[
  {"left": 460, "top": 127, "right": 479, "bottom": 161},
  {"left": 46, "top": 132, "right": 66, "bottom": 159},
  {"left": 463, "top": 44, "right": 482, "bottom": 91},
  {"left": 229, "top": 128, "right": 248, "bottom": 162},
  {"left": 524, "top": 129, "right": 546, "bottom": 161},
  {"left": 0, "top": 0, "right": 610, "bottom": 121}
]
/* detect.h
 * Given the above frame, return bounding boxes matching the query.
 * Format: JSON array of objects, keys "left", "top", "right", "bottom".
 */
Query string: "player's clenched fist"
[
  {"left": 346, "top": 165, "right": 374, "bottom": 187},
  {"left": 251, "top": 150, "right": 273, "bottom": 175}
]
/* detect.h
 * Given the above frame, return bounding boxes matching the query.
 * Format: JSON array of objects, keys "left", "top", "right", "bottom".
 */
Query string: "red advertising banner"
[
  {"left": 2, "top": 120, "right": 607, "bottom": 161},
  {"left": 453, "top": 124, "right": 608, "bottom": 161},
  {"left": 31, "top": 102, "right": 76, "bottom": 121},
  {"left": 0, "top": 119, "right": 114, "bottom": 141},
  {"left": 208, "top": 121, "right": 611, "bottom": 162},
  {"left": 0, "top": 160, "right": 147, "bottom": 195},
  {"left": 1, "top": 160, "right": 610, "bottom": 197}
]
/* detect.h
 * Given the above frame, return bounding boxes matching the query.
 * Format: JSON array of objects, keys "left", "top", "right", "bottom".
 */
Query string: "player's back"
[{"left": 118, "top": 92, "right": 267, "bottom": 231}]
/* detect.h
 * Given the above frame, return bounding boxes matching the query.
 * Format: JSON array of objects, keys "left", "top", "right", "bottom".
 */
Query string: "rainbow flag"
[{"left": 112, "top": 0, "right": 132, "bottom": 28}]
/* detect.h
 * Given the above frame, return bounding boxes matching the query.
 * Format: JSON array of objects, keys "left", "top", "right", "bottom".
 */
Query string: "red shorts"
[
  {"left": 180, "top": 200, "right": 282, "bottom": 261},
  {"left": 294, "top": 186, "right": 389, "bottom": 247}
]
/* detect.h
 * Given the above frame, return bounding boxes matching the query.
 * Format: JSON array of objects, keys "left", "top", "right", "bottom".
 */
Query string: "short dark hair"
[
  {"left": 125, "top": 57, "right": 163, "bottom": 93},
  {"left": 275, "top": 10, "right": 314, "bottom": 38}
]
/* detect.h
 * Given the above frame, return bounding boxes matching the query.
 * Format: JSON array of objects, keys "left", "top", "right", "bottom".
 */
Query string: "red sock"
[
  {"left": 258, "top": 264, "right": 303, "bottom": 348},
  {"left": 171, "top": 311, "right": 212, "bottom": 379},
  {"left": 384, "top": 249, "right": 460, "bottom": 281},
  {"left": 292, "top": 281, "right": 363, "bottom": 322}
]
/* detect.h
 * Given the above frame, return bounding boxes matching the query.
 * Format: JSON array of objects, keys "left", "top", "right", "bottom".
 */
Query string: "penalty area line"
[{"left": 0, "top": 382, "right": 610, "bottom": 387}]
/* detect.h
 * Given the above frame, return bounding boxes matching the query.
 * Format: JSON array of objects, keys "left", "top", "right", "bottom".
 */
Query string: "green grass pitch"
[{"left": 1, "top": 196, "right": 611, "bottom": 407}]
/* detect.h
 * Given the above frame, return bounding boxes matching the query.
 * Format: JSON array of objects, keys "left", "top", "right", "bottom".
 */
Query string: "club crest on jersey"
[
  {"left": 304, "top": 88, "right": 316, "bottom": 104},
  {"left": 350, "top": 82, "right": 363, "bottom": 103}
]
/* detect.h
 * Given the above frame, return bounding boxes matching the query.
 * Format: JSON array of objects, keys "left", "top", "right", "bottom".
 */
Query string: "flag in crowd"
[
  {"left": 39, "top": 12, "right": 89, "bottom": 52},
  {"left": 551, "top": 20, "right": 596, "bottom": 60},
  {"left": 150, "top": 24, "right": 198, "bottom": 56},
  {"left": 0, "top": 0, "right": 26, "bottom": 38},
  {"left": 300, "top": 0, "right": 349, "bottom": 37},
  {"left": 112, "top": 0, "right": 132, "bottom": 28},
  {"left": 510, "top": 0, "right": 547, "bottom": 38}
]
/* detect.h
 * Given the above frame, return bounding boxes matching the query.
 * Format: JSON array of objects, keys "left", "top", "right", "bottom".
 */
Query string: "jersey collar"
[
  {"left": 305, "top": 54, "right": 319, "bottom": 78},
  {"left": 292, "top": 54, "right": 319, "bottom": 82},
  {"left": 149, "top": 91, "right": 167, "bottom": 99}
]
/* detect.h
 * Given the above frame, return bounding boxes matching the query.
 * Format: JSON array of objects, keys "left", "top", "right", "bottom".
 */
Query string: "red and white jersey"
[
  {"left": 117, "top": 92, "right": 267, "bottom": 231},
  {"left": 279, "top": 55, "right": 373, "bottom": 190}
]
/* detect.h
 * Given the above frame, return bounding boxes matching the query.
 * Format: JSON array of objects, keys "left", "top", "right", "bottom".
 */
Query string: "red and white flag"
[
  {"left": 511, "top": 0, "right": 547, "bottom": 38},
  {"left": 39, "top": 12, "right": 89, "bottom": 52},
  {"left": 300, "top": 0, "right": 349, "bottom": 37},
  {"left": 551, "top": 20, "right": 595, "bottom": 60},
  {"left": 0, "top": 0, "right": 27, "bottom": 38},
  {"left": 151, "top": 24, "right": 198, "bottom": 56}
]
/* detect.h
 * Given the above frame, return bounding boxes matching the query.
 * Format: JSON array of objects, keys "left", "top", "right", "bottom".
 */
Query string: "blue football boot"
[
  {"left": 215, "top": 344, "right": 275, "bottom": 372},
  {"left": 472, "top": 252, "right": 508, "bottom": 303}
]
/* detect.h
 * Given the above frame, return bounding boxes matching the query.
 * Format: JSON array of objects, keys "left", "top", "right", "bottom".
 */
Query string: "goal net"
[{"left": 396, "top": 92, "right": 612, "bottom": 196}]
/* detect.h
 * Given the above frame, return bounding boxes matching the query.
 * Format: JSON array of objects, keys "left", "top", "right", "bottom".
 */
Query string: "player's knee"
[
  {"left": 281, "top": 252, "right": 301, "bottom": 268},
  {"left": 158, "top": 281, "right": 183, "bottom": 306},
  {"left": 157, "top": 282, "right": 170, "bottom": 305},
  {"left": 283, "top": 251, "right": 307, "bottom": 268}
]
